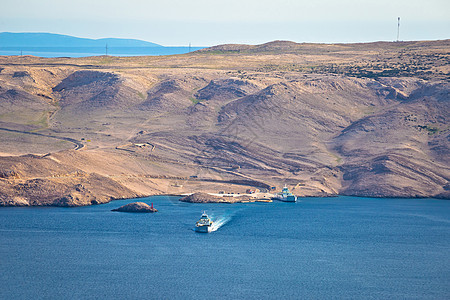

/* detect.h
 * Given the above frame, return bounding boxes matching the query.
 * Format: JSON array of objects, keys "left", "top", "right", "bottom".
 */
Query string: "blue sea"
[
  {"left": 0, "top": 46, "right": 205, "bottom": 57},
  {"left": 0, "top": 196, "right": 449, "bottom": 299}
]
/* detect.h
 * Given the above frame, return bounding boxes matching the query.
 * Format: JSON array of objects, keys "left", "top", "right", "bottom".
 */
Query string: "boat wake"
[{"left": 211, "top": 215, "right": 232, "bottom": 232}]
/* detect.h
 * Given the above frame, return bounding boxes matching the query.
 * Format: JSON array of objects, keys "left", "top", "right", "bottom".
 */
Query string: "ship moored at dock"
[{"left": 272, "top": 185, "right": 297, "bottom": 202}]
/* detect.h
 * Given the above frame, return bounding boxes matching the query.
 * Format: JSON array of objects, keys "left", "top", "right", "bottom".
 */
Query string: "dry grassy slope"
[
  {"left": 0, "top": 152, "right": 141, "bottom": 206},
  {"left": 334, "top": 80, "right": 449, "bottom": 198},
  {"left": 200, "top": 40, "right": 449, "bottom": 53},
  {"left": 0, "top": 40, "right": 449, "bottom": 205}
]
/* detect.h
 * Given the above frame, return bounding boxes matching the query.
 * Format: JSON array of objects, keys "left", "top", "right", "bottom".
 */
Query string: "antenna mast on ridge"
[{"left": 397, "top": 17, "right": 400, "bottom": 42}]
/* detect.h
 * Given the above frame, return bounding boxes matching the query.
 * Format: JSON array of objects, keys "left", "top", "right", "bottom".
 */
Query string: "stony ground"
[{"left": 0, "top": 40, "right": 449, "bottom": 206}]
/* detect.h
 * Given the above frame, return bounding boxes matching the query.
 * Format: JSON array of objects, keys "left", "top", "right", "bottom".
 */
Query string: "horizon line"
[{"left": 1, "top": 32, "right": 449, "bottom": 48}]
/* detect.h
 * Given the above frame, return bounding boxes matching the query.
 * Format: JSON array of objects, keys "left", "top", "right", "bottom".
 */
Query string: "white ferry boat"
[
  {"left": 272, "top": 185, "right": 297, "bottom": 202},
  {"left": 195, "top": 212, "right": 213, "bottom": 233}
]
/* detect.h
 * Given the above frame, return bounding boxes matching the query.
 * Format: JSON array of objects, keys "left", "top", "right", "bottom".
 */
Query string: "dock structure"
[
  {"left": 179, "top": 192, "right": 274, "bottom": 200},
  {"left": 208, "top": 192, "right": 274, "bottom": 200}
]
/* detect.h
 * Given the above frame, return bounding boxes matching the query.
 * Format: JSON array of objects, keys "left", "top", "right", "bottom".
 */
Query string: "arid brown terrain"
[{"left": 0, "top": 40, "right": 449, "bottom": 206}]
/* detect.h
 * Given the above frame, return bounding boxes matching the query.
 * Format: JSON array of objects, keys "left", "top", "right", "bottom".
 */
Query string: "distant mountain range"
[{"left": 0, "top": 32, "right": 162, "bottom": 47}]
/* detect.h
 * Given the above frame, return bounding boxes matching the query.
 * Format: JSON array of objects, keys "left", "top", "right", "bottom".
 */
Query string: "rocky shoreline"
[
  {"left": 1, "top": 190, "right": 449, "bottom": 208},
  {"left": 179, "top": 192, "right": 252, "bottom": 203},
  {"left": 1, "top": 40, "right": 449, "bottom": 206}
]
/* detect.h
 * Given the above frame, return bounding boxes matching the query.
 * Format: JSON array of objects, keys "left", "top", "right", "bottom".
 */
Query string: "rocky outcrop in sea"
[{"left": 112, "top": 202, "right": 158, "bottom": 213}]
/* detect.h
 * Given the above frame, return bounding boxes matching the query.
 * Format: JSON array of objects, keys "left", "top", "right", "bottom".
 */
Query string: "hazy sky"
[{"left": 1, "top": 0, "right": 449, "bottom": 46}]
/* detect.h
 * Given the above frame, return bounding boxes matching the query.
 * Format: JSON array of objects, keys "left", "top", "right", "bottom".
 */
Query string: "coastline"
[
  {"left": 1, "top": 191, "right": 448, "bottom": 208},
  {"left": 1, "top": 40, "right": 449, "bottom": 207}
]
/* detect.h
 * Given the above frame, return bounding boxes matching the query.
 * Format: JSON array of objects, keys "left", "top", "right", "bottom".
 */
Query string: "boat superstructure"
[
  {"left": 272, "top": 185, "right": 297, "bottom": 202},
  {"left": 195, "top": 211, "right": 213, "bottom": 233}
]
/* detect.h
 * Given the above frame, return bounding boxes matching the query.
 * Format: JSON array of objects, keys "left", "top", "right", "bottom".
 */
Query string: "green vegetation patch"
[
  {"left": 137, "top": 92, "right": 146, "bottom": 100},
  {"left": 97, "top": 56, "right": 115, "bottom": 65},
  {"left": 416, "top": 124, "right": 440, "bottom": 135},
  {"left": 190, "top": 97, "right": 201, "bottom": 105},
  {"left": 27, "top": 111, "right": 50, "bottom": 130},
  {"left": 330, "top": 152, "right": 343, "bottom": 164}
]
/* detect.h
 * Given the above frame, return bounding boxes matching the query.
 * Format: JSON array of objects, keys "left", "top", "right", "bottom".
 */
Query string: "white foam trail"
[{"left": 211, "top": 215, "right": 232, "bottom": 232}]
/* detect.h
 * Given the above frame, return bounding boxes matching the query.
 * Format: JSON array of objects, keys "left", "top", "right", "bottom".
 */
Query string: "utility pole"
[
  {"left": 105, "top": 43, "right": 108, "bottom": 56},
  {"left": 397, "top": 17, "right": 400, "bottom": 42}
]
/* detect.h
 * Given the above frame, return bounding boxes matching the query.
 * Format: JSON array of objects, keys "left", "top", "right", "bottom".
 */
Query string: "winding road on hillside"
[{"left": 0, "top": 128, "right": 84, "bottom": 150}]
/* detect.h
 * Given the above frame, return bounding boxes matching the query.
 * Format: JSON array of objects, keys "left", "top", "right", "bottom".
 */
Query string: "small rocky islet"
[{"left": 112, "top": 202, "right": 158, "bottom": 213}]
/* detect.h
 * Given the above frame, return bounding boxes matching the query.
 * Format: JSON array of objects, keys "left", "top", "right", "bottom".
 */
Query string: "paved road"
[{"left": 0, "top": 128, "right": 84, "bottom": 150}]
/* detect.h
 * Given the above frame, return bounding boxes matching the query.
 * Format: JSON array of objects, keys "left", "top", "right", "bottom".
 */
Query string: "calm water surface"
[
  {"left": 1, "top": 196, "right": 449, "bottom": 299},
  {"left": 0, "top": 46, "right": 205, "bottom": 57}
]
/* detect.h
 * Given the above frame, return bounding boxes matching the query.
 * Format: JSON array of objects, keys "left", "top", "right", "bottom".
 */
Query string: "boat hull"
[
  {"left": 272, "top": 195, "right": 297, "bottom": 202},
  {"left": 195, "top": 225, "right": 213, "bottom": 233}
]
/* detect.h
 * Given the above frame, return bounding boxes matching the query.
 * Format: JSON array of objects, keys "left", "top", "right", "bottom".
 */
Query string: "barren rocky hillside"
[{"left": 0, "top": 40, "right": 449, "bottom": 206}]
